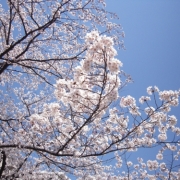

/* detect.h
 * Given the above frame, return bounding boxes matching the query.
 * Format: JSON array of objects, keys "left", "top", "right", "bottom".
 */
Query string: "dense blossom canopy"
[{"left": 0, "top": 0, "right": 180, "bottom": 179}]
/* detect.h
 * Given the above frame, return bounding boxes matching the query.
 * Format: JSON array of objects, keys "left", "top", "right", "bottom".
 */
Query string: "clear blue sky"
[
  {"left": 105, "top": 0, "right": 180, "bottom": 172},
  {"left": 106, "top": 0, "right": 180, "bottom": 123},
  {"left": 106, "top": 0, "right": 180, "bottom": 96}
]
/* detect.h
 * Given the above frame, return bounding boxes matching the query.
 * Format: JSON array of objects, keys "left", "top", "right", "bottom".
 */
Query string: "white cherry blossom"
[{"left": 0, "top": 0, "right": 179, "bottom": 179}]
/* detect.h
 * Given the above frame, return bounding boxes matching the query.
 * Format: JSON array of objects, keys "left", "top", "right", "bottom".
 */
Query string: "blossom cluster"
[
  {"left": 120, "top": 95, "right": 140, "bottom": 115},
  {"left": 54, "top": 31, "right": 122, "bottom": 114},
  {"left": 84, "top": 31, "right": 123, "bottom": 73}
]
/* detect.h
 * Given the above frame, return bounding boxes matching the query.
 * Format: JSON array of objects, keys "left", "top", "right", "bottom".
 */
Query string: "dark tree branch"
[{"left": 0, "top": 151, "right": 6, "bottom": 178}]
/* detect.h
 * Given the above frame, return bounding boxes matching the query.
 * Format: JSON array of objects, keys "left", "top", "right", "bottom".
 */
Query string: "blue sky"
[
  {"left": 106, "top": 0, "right": 180, "bottom": 96},
  {"left": 104, "top": 0, "right": 180, "bottom": 173},
  {"left": 106, "top": 0, "right": 180, "bottom": 123}
]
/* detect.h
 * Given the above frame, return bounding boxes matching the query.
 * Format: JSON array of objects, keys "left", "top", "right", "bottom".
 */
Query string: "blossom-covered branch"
[{"left": 0, "top": 0, "right": 180, "bottom": 179}]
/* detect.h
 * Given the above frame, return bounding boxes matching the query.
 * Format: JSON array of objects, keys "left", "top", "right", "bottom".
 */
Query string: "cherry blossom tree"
[{"left": 0, "top": 0, "right": 180, "bottom": 179}]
